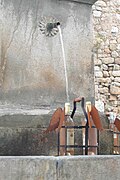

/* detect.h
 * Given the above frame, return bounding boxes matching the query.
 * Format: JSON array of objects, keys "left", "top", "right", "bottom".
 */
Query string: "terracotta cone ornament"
[
  {"left": 87, "top": 106, "right": 92, "bottom": 128},
  {"left": 43, "top": 107, "right": 65, "bottom": 134},
  {"left": 114, "top": 117, "right": 120, "bottom": 132},
  {"left": 90, "top": 105, "right": 103, "bottom": 131},
  {"left": 43, "top": 97, "right": 103, "bottom": 138}
]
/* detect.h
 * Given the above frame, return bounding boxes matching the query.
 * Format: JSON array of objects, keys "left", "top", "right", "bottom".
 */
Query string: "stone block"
[
  {"left": 112, "top": 71, "right": 120, "bottom": 77},
  {"left": 99, "top": 87, "right": 108, "bottom": 94},
  {"left": 102, "top": 64, "right": 108, "bottom": 71},
  {"left": 109, "top": 95, "right": 117, "bottom": 101},
  {"left": 112, "top": 82, "right": 120, "bottom": 87},
  {"left": 115, "top": 58, "right": 120, "bottom": 64},
  {"left": 114, "top": 65, "right": 120, "bottom": 70},
  {"left": 94, "top": 59, "right": 102, "bottom": 65},
  {"left": 0, "top": 157, "right": 57, "bottom": 180},
  {"left": 114, "top": 77, "right": 120, "bottom": 83},
  {"left": 109, "top": 44, "right": 117, "bottom": 51},
  {"left": 111, "top": 51, "right": 119, "bottom": 58},
  {"left": 111, "top": 26, "right": 119, "bottom": 34},
  {"left": 103, "top": 71, "right": 109, "bottom": 77},
  {"left": 110, "top": 85, "right": 120, "bottom": 95},
  {"left": 117, "top": 44, "right": 120, "bottom": 50},
  {"left": 95, "top": 71, "right": 103, "bottom": 78},
  {"left": 102, "top": 57, "right": 114, "bottom": 64},
  {"left": 95, "top": 0, "right": 107, "bottom": 7},
  {"left": 93, "top": 10, "right": 102, "bottom": 17}
]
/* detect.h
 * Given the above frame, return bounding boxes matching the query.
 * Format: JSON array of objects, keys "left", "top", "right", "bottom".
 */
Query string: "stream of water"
[{"left": 58, "top": 25, "right": 69, "bottom": 102}]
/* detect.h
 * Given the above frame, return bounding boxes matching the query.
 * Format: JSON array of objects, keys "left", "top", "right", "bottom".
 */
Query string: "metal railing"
[{"left": 58, "top": 125, "right": 99, "bottom": 156}]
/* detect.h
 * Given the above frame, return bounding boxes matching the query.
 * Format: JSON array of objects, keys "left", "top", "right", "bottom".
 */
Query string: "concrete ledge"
[
  {"left": 59, "top": 0, "right": 97, "bottom": 5},
  {"left": 0, "top": 155, "right": 120, "bottom": 180}
]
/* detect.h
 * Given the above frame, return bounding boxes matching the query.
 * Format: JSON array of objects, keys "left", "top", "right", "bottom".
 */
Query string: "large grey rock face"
[{"left": 0, "top": 0, "right": 95, "bottom": 110}]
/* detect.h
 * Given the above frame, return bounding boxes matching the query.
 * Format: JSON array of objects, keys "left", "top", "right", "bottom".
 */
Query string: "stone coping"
[
  {"left": 59, "top": 0, "right": 97, "bottom": 5},
  {"left": 0, "top": 155, "right": 120, "bottom": 180}
]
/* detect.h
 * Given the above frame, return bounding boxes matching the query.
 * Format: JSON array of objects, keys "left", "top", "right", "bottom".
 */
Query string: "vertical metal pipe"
[
  {"left": 85, "top": 121, "right": 89, "bottom": 155},
  {"left": 65, "top": 126, "right": 67, "bottom": 155},
  {"left": 58, "top": 132, "right": 60, "bottom": 156},
  {"left": 97, "top": 129, "right": 99, "bottom": 155}
]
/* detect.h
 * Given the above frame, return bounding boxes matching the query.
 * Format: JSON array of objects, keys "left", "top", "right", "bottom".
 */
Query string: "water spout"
[
  {"left": 39, "top": 17, "right": 69, "bottom": 101},
  {"left": 58, "top": 25, "right": 69, "bottom": 102},
  {"left": 39, "top": 17, "right": 60, "bottom": 37}
]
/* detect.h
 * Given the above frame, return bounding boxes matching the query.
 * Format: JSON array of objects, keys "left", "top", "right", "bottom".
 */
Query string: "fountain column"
[{"left": 0, "top": 0, "right": 100, "bottom": 155}]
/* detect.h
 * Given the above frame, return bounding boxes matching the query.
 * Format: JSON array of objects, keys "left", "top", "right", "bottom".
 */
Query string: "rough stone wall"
[{"left": 92, "top": 0, "right": 120, "bottom": 114}]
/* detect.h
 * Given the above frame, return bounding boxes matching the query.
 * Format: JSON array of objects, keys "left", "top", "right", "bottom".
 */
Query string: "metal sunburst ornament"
[{"left": 39, "top": 16, "right": 60, "bottom": 37}]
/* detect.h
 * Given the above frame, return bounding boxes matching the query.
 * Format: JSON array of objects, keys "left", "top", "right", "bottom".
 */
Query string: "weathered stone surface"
[
  {"left": 95, "top": 0, "right": 107, "bottom": 7},
  {"left": 0, "top": 113, "right": 85, "bottom": 156},
  {"left": 0, "top": 111, "right": 115, "bottom": 156},
  {"left": 93, "top": 0, "right": 120, "bottom": 113},
  {"left": 93, "top": 10, "right": 102, "bottom": 17},
  {"left": 117, "top": 44, "right": 120, "bottom": 50},
  {"left": 0, "top": 156, "right": 57, "bottom": 180},
  {"left": 62, "top": 0, "right": 98, "bottom": 5},
  {"left": 0, "top": 0, "right": 95, "bottom": 110},
  {"left": 109, "top": 95, "right": 117, "bottom": 101},
  {"left": 110, "top": 85, "right": 120, "bottom": 95},
  {"left": 104, "top": 48, "right": 111, "bottom": 54},
  {"left": 112, "top": 71, "right": 120, "bottom": 77},
  {"left": 94, "top": 59, "right": 102, "bottom": 65},
  {"left": 109, "top": 44, "right": 117, "bottom": 51},
  {"left": 111, "top": 26, "right": 119, "bottom": 33},
  {"left": 99, "top": 87, "right": 108, "bottom": 94},
  {"left": 94, "top": 66, "right": 100, "bottom": 71},
  {"left": 113, "top": 64, "right": 120, "bottom": 70},
  {"left": 111, "top": 51, "right": 119, "bottom": 58},
  {"left": 110, "top": 76, "right": 114, "bottom": 81},
  {"left": 0, "top": 127, "right": 58, "bottom": 156},
  {"left": 102, "top": 64, "right": 108, "bottom": 70},
  {"left": 0, "top": 156, "right": 120, "bottom": 180},
  {"left": 102, "top": 57, "right": 114, "bottom": 64},
  {"left": 97, "top": 77, "right": 111, "bottom": 83},
  {"left": 115, "top": 77, "right": 120, "bottom": 82},
  {"left": 99, "top": 130, "right": 113, "bottom": 155},
  {"left": 103, "top": 71, "right": 109, "bottom": 77},
  {"left": 95, "top": 101, "right": 105, "bottom": 112},
  {"left": 112, "top": 82, "right": 120, "bottom": 87},
  {"left": 0, "top": 114, "right": 59, "bottom": 156},
  {"left": 110, "top": 40, "right": 117, "bottom": 44},
  {"left": 96, "top": 6, "right": 102, "bottom": 11},
  {"left": 115, "top": 58, "right": 120, "bottom": 64},
  {"left": 95, "top": 71, "right": 103, "bottom": 77},
  {"left": 93, "top": 0, "right": 120, "bottom": 114},
  {"left": 117, "top": 38, "right": 120, "bottom": 43}
]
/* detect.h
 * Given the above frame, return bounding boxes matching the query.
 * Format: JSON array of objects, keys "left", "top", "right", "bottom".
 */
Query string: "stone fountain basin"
[
  {"left": 0, "top": 108, "right": 56, "bottom": 156},
  {"left": 0, "top": 155, "right": 120, "bottom": 180},
  {"left": 0, "top": 108, "right": 83, "bottom": 156},
  {"left": 0, "top": 105, "right": 113, "bottom": 156}
]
